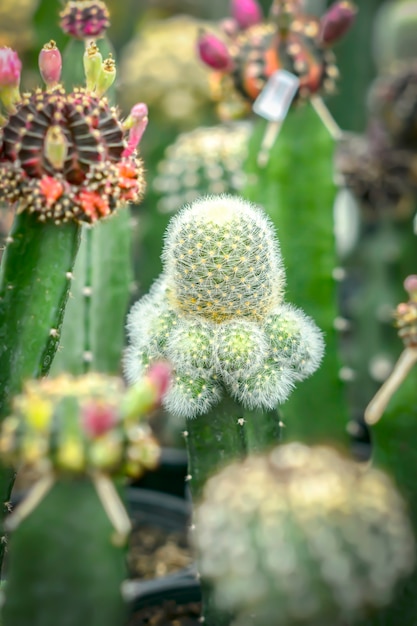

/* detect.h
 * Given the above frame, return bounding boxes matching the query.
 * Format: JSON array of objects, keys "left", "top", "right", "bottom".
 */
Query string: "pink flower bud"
[
  {"left": 0, "top": 47, "right": 21, "bottom": 88},
  {"left": 146, "top": 362, "right": 172, "bottom": 403},
  {"left": 81, "top": 402, "right": 118, "bottom": 438},
  {"left": 39, "top": 41, "right": 62, "bottom": 87},
  {"left": 404, "top": 275, "right": 417, "bottom": 298},
  {"left": 231, "top": 0, "right": 263, "bottom": 30},
  {"left": 122, "top": 102, "right": 148, "bottom": 158},
  {"left": 319, "top": 1, "right": 357, "bottom": 46},
  {"left": 197, "top": 30, "right": 233, "bottom": 71}
]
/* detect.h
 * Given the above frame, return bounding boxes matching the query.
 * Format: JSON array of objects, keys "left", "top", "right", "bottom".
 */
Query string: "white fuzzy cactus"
[{"left": 124, "top": 195, "right": 324, "bottom": 418}]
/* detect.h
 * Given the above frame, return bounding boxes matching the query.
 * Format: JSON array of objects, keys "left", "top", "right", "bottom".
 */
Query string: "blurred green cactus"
[
  {"left": 0, "top": 369, "right": 166, "bottom": 626},
  {"left": 193, "top": 442, "right": 415, "bottom": 626}
]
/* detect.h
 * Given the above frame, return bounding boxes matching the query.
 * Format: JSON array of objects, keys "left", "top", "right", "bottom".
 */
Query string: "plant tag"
[{"left": 253, "top": 70, "right": 300, "bottom": 122}]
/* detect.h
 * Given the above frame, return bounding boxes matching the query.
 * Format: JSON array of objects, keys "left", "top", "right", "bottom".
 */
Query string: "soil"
[
  {"left": 129, "top": 600, "right": 202, "bottom": 626},
  {"left": 127, "top": 523, "right": 192, "bottom": 580}
]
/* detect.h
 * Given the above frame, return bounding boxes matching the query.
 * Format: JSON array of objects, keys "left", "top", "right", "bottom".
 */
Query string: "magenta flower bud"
[
  {"left": 231, "top": 0, "right": 263, "bottom": 30},
  {"left": 39, "top": 41, "right": 62, "bottom": 88},
  {"left": 122, "top": 102, "right": 148, "bottom": 158},
  {"left": 146, "top": 361, "right": 172, "bottom": 403},
  {"left": 404, "top": 275, "right": 417, "bottom": 299},
  {"left": 0, "top": 47, "right": 21, "bottom": 88},
  {"left": 197, "top": 30, "right": 233, "bottom": 71},
  {"left": 319, "top": 1, "right": 357, "bottom": 46},
  {"left": 81, "top": 403, "right": 118, "bottom": 438}
]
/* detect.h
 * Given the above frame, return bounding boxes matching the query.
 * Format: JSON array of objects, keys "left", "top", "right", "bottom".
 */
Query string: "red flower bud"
[
  {"left": 404, "top": 275, "right": 417, "bottom": 299},
  {"left": 230, "top": 0, "right": 263, "bottom": 30},
  {"left": 39, "top": 41, "right": 62, "bottom": 87},
  {"left": 81, "top": 402, "right": 118, "bottom": 437},
  {"left": 197, "top": 30, "right": 233, "bottom": 71},
  {"left": 147, "top": 362, "right": 172, "bottom": 403},
  {"left": 0, "top": 47, "right": 21, "bottom": 88},
  {"left": 319, "top": 1, "right": 357, "bottom": 46}
]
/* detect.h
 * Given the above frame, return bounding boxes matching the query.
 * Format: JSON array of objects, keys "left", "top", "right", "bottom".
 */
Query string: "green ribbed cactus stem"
[
  {"left": 0, "top": 213, "right": 80, "bottom": 565},
  {"left": 245, "top": 103, "right": 348, "bottom": 448},
  {"left": 193, "top": 443, "right": 415, "bottom": 626},
  {"left": 51, "top": 209, "right": 134, "bottom": 375},
  {"left": 3, "top": 480, "right": 127, "bottom": 626},
  {"left": 185, "top": 396, "right": 282, "bottom": 502}
]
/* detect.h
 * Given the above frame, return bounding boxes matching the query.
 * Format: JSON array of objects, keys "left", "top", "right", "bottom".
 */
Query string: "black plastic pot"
[
  {"left": 124, "top": 575, "right": 201, "bottom": 625},
  {"left": 129, "top": 448, "right": 188, "bottom": 498}
]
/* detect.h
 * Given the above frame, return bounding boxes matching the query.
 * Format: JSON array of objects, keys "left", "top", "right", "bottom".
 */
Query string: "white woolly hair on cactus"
[
  {"left": 166, "top": 318, "right": 216, "bottom": 373},
  {"left": 163, "top": 369, "right": 223, "bottom": 419},
  {"left": 161, "top": 194, "right": 286, "bottom": 321},
  {"left": 263, "top": 303, "right": 325, "bottom": 379},
  {"left": 124, "top": 195, "right": 326, "bottom": 419},
  {"left": 228, "top": 361, "right": 295, "bottom": 410},
  {"left": 214, "top": 319, "right": 269, "bottom": 376}
]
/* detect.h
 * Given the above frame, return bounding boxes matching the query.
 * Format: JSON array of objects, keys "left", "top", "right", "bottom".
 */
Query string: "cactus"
[
  {"left": 124, "top": 195, "right": 324, "bottom": 498},
  {"left": 0, "top": 29, "right": 146, "bottom": 567},
  {"left": 192, "top": 442, "right": 415, "bottom": 626},
  {"left": 0, "top": 367, "right": 168, "bottom": 626}
]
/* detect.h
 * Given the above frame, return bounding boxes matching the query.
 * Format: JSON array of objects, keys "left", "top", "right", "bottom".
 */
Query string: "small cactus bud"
[
  {"left": 404, "top": 275, "right": 417, "bottom": 300},
  {"left": 194, "top": 443, "right": 415, "bottom": 626},
  {"left": 230, "top": 0, "right": 263, "bottom": 30},
  {"left": 0, "top": 47, "right": 21, "bottom": 112},
  {"left": 83, "top": 40, "right": 103, "bottom": 92},
  {"left": 197, "top": 30, "right": 233, "bottom": 71},
  {"left": 122, "top": 102, "right": 148, "bottom": 158},
  {"left": 146, "top": 361, "right": 172, "bottom": 402},
  {"left": 318, "top": 1, "right": 357, "bottom": 46},
  {"left": 81, "top": 403, "right": 118, "bottom": 437},
  {"left": 44, "top": 125, "right": 68, "bottom": 171},
  {"left": 39, "top": 41, "right": 62, "bottom": 88},
  {"left": 95, "top": 53, "right": 116, "bottom": 97},
  {"left": 0, "top": 47, "right": 21, "bottom": 88}
]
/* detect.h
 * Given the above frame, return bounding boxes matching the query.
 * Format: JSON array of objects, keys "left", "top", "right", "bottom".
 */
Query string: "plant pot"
[
  {"left": 125, "top": 487, "right": 193, "bottom": 584},
  {"left": 129, "top": 448, "right": 188, "bottom": 499},
  {"left": 125, "top": 575, "right": 201, "bottom": 626}
]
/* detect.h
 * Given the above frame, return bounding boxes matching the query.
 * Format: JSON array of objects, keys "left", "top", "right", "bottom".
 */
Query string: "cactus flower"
[
  {"left": 318, "top": 1, "right": 357, "bottom": 46},
  {"left": 122, "top": 103, "right": 149, "bottom": 159},
  {"left": 60, "top": 0, "right": 110, "bottom": 39},
  {"left": 0, "top": 42, "right": 147, "bottom": 223},
  {"left": 38, "top": 40, "right": 62, "bottom": 88},
  {"left": 230, "top": 0, "right": 263, "bottom": 30},
  {"left": 197, "top": 30, "right": 233, "bottom": 71}
]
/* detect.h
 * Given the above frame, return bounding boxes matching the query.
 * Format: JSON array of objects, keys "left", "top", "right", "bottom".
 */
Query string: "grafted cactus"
[
  {"left": 124, "top": 195, "right": 324, "bottom": 422},
  {"left": 193, "top": 442, "right": 415, "bottom": 626},
  {"left": 0, "top": 365, "right": 169, "bottom": 626}
]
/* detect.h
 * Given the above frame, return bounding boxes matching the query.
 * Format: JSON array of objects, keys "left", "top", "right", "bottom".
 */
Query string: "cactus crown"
[
  {"left": 124, "top": 195, "right": 324, "bottom": 418},
  {"left": 193, "top": 442, "right": 415, "bottom": 626},
  {"left": 0, "top": 43, "right": 146, "bottom": 223}
]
